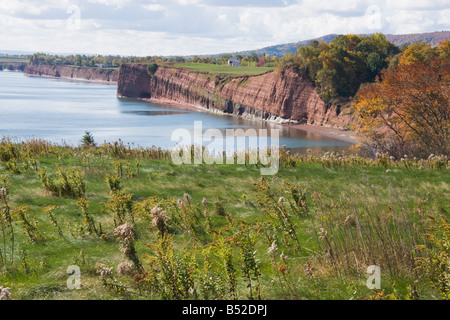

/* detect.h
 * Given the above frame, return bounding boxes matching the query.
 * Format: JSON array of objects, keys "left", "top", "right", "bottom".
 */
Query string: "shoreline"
[
  {"left": 127, "top": 96, "right": 359, "bottom": 145},
  {"left": 21, "top": 71, "right": 118, "bottom": 86},
  {"left": 22, "top": 72, "right": 118, "bottom": 85},
  {"left": 289, "top": 124, "right": 358, "bottom": 144}
]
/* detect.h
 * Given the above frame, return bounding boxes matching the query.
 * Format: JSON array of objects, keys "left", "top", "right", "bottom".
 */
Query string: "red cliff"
[
  {"left": 117, "top": 64, "right": 354, "bottom": 127},
  {"left": 24, "top": 65, "right": 119, "bottom": 84}
]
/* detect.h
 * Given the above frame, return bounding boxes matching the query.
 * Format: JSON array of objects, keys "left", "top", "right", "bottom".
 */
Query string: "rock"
[{"left": 24, "top": 64, "right": 119, "bottom": 84}]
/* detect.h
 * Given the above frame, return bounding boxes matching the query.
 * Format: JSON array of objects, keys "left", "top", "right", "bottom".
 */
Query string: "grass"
[
  {"left": 0, "top": 57, "right": 27, "bottom": 63},
  {"left": 0, "top": 140, "right": 449, "bottom": 300},
  {"left": 171, "top": 63, "right": 274, "bottom": 77}
]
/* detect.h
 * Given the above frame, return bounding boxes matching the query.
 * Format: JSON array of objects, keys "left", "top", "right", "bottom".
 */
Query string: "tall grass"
[{"left": 0, "top": 138, "right": 448, "bottom": 300}]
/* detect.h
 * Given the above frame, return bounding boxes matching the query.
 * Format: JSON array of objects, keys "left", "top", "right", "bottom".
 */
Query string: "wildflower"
[
  {"left": 96, "top": 263, "right": 113, "bottom": 279},
  {"left": 386, "top": 169, "right": 391, "bottom": 173},
  {"left": 305, "top": 260, "right": 313, "bottom": 276},
  {"left": 277, "top": 265, "right": 287, "bottom": 275},
  {"left": 419, "top": 166, "right": 424, "bottom": 170},
  {"left": 0, "top": 187, "right": 6, "bottom": 200},
  {"left": 183, "top": 192, "right": 192, "bottom": 204},
  {"left": 150, "top": 206, "right": 168, "bottom": 234},
  {"left": 278, "top": 197, "right": 285, "bottom": 205},
  {"left": 0, "top": 287, "right": 11, "bottom": 300},
  {"left": 428, "top": 154, "right": 435, "bottom": 159},
  {"left": 117, "top": 261, "right": 134, "bottom": 276},
  {"left": 267, "top": 241, "right": 278, "bottom": 257},
  {"left": 389, "top": 156, "right": 395, "bottom": 161},
  {"left": 114, "top": 222, "right": 135, "bottom": 240},
  {"left": 202, "top": 198, "right": 208, "bottom": 207},
  {"left": 280, "top": 252, "right": 288, "bottom": 262},
  {"left": 151, "top": 206, "right": 163, "bottom": 216},
  {"left": 177, "top": 198, "right": 184, "bottom": 208},
  {"left": 318, "top": 228, "right": 328, "bottom": 240}
]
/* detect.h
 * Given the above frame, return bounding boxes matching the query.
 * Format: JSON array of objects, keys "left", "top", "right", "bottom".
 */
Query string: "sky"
[{"left": 0, "top": 0, "right": 449, "bottom": 56}]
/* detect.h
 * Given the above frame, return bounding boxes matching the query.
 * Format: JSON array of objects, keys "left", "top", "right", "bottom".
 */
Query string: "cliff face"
[
  {"left": 0, "top": 62, "right": 26, "bottom": 71},
  {"left": 117, "top": 64, "right": 152, "bottom": 98},
  {"left": 117, "top": 64, "right": 354, "bottom": 127},
  {"left": 24, "top": 65, "right": 119, "bottom": 84}
]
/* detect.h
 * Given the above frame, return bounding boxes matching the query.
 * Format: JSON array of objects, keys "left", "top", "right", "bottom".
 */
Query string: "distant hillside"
[
  {"left": 231, "top": 31, "right": 450, "bottom": 57},
  {"left": 385, "top": 31, "right": 450, "bottom": 47},
  {"left": 234, "top": 34, "right": 339, "bottom": 57}
]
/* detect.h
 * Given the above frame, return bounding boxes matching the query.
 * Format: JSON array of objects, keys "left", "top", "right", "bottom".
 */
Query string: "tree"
[
  {"left": 354, "top": 56, "right": 449, "bottom": 158},
  {"left": 315, "top": 67, "right": 337, "bottom": 101},
  {"left": 366, "top": 52, "right": 383, "bottom": 74},
  {"left": 399, "top": 42, "right": 436, "bottom": 66},
  {"left": 147, "top": 63, "right": 159, "bottom": 76},
  {"left": 81, "top": 132, "right": 96, "bottom": 148},
  {"left": 286, "top": 34, "right": 400, "bottom": 102},
  {"left": 439, "top": 40, "right": 450, "bottom": 59}
]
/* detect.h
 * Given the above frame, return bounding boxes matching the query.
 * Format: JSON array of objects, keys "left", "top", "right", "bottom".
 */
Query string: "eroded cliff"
[
  {"left": 24, "top": 65, "right": 119, "bottom": 84},
  {"left": 117, "top": 63, "right": 354, "bottom": 127},
  {"left": 0, "top": 62, "right": 26, "bottom": 71}
]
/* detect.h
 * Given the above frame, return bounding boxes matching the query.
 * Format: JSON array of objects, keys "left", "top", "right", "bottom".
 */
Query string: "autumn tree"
[
  {"left": 278, "top": 33, "right": 400, "bottom": 103},
  {"left": 439, "top": 40, "right": 450, "bottom": 59},
  {"left": 399, "top": 42, "right": 437, "bottom": 66},
  {"left": 354, "top": 54, "right": 449, "bottom": 158}
]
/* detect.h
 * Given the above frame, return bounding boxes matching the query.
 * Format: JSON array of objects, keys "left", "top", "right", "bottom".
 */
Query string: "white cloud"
[
  {"left": 0, "top": 0, "right": 448, "bottom": 56},
  {"left": 87, "top": 0, "right": 132, "bottom": 9},
  {"left": 142, "top": 4, "right": 165, "bottom": 12}
]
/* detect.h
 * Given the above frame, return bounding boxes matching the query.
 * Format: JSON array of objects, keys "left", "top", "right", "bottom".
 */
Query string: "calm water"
[{"left": 0, "top": 71, "right": 352, "bottom": 153}]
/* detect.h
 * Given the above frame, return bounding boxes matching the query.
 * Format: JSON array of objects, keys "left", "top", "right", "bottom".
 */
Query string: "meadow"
[
  {"left": 172, "top": 63, "right": 274, "bottom": 77},
  {"left": 0, "top": 57, "right": 27, "bottom": 63},
  {"left": 0, "top": 138, "right": 448, "bottom": 300}
]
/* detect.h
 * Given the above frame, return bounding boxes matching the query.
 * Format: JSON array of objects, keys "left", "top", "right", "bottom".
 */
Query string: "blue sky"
[{"left": 0, "top": 0, "right": 449, "bottom": 56}]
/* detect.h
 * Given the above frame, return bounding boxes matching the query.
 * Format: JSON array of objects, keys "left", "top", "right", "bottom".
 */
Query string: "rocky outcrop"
[
  {"left": 117, "top": 64, "right": 152, "bottom": 98},
  {"left": 24, "top": 64, "right": 119, "bottom": 84},
  {"left": 117, "top": 63, "right": 354, "bottom": 127},
  {"left": 0, "top": 62, "right": 26, "bottom": 71}
]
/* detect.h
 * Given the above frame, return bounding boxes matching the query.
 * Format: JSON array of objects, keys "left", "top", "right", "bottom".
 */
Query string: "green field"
[
  {"left": 0, "top": 57, "right": 27, "bottom": 63},
  {"left": 0, "top": 140, "right": 448, "bottom": 300},
  {"left": 172, "top": 63, "right": 274, "bottom": 77}
]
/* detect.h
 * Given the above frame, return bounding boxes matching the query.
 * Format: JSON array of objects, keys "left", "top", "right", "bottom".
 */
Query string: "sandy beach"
[{"left": 290, "top": 124, "right": 358, "bottom": 144}]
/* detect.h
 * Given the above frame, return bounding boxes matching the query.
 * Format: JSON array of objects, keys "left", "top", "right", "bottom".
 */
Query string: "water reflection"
[{"left": 121, "top": 110, "right": 189, "bottom": 116}]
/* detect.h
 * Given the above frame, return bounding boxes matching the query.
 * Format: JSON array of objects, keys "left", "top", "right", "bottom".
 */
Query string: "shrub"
[
  {"left": 38, "top": 167, "right": 86, "bottom": 198},
  {"left": 81, "top": 131, "right": 95, "bottom": 148},
  {"left": 147, "top": 63, "right": 158, "bottom": 76}
]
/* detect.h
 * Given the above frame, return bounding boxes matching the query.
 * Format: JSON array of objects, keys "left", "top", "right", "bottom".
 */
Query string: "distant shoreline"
[
  {"left": 133, "top": 96, "right": 358, "bottom": 145},
  {"left": 23, "top": 73, "right": 118, "bottom": 85}
]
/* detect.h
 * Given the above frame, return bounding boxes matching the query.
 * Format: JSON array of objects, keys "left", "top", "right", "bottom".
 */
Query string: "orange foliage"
[{"left": 354, "top": 57, "right": 449, "bottom": 158}]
